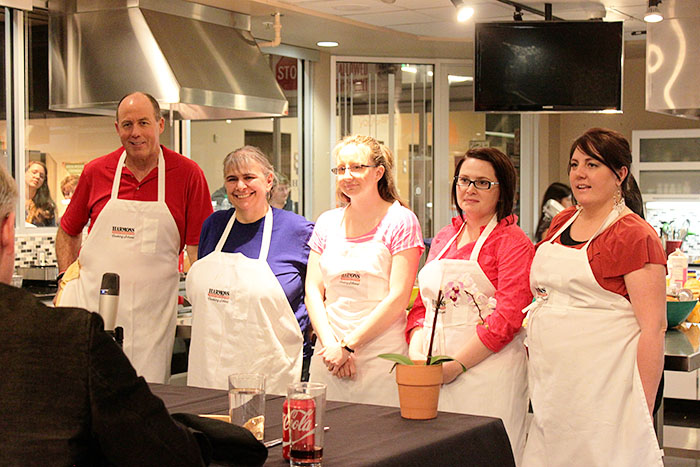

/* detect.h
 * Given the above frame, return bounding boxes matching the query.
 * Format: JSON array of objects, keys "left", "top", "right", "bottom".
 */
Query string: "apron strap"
[
  {"left": 546, "top": 207, "right": 619, "bottom": 251},
  {"left": 111, "top": 148, "right": 165, "bottom": 202},
  {"left": 434, "top": 214, "right": 498, "bottom": 262},
  {"left": 214, "top": 207, "right": 274, "bottom": 262},
  {"left": 469, "top": 214, "right": 498, "bottom": 261}
]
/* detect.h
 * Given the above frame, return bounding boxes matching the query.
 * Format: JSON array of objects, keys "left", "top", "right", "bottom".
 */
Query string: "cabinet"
[{"left": 633, "top": 129, "right": 700, "bottom": 263}]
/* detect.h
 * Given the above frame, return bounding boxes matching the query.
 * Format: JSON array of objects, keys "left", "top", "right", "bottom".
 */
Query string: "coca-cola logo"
[
  {"left": 282, "top": 412, "right": 289, "bottom": 431},
  {"left": 290, "top": 408, "right": 314, "bottom": 432}
]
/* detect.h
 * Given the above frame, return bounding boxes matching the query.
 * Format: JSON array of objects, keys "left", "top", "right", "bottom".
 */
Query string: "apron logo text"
[
  {"left": 339, "top": 272, "right": 361, "bottom": 286},
  {"left": 207, "top": 288, "right": 230, "bottom": 303},
  {"left": 111, "top": 226, "right": 135, "bottom": 239}
]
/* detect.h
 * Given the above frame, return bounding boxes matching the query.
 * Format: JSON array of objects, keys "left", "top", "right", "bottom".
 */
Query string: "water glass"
[{"left": 228, "top": 373, "right": 266, "bottom": 441}]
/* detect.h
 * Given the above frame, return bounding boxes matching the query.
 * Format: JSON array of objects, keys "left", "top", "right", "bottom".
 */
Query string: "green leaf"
[
  {"left": 429, "top": 355, "right": 468, "bottom": 372},
  {"left": 377, "top": 353, "right": 414, "bottom": 366}
]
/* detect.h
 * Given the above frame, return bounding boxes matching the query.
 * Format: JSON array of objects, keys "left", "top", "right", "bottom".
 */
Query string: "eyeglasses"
[
  {"left": 454, "top": 176, "right": 499, "bottom": 190},
  {"left": 331, "top": 164, "right": 378, "bottom": 175}
]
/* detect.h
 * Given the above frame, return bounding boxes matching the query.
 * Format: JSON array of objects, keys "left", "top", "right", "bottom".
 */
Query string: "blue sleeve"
[{"left": 197, "top": 210, "right": 234, "bottom": 259}]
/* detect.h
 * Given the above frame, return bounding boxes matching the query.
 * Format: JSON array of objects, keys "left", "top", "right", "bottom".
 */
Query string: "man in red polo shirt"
[{"left": 56, "top": 92, "right": 213, "bottom": 383}]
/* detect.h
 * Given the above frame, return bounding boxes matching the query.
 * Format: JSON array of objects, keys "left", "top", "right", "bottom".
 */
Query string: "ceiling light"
[
  {"left": 450, "top": 0, "right": 474, "bottom": 23},
  {"left": 513, "top": 6, "right": 523, "bottom": 21},
  {"left": 448, "top": 75, "right": 473, "bottom": 84},
  {"left": 644, "top": 0, "right": 663, "bottom": 23},
  {"left": 401, "top": 64, "right": 418, "bottom": 73},
  {"left": 317, "top": 41, "right": 339, "bottom": 47}
]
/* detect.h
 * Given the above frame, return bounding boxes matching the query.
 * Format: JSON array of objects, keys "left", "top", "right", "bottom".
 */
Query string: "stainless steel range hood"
[
  {"left": 646, "top": 0, "right": 700, "bottom": 120},
  {"left": 49, "top": 0, "right": 288, "bottom": 120}
]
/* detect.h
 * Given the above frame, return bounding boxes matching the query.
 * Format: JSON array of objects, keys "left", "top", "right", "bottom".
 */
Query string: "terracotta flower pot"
[{"left": 395, "top": 361, "right": 443, "bottom": 420}]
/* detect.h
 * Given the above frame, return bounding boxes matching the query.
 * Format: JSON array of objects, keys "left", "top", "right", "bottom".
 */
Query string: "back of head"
[
  {"left": 0, "top": 164, "right": 18, "bottom": 219},
  {"left": 540, "top": 182, "right": 572, "bottom": 210},
  {"left": 332, "top": 134, "right": 403, "bottom": 206},
  {"left": 569, "top": 127, "right": 644, "bottom": 217}
]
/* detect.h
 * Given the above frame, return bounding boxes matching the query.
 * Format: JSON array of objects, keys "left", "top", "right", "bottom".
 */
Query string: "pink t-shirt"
[{"left": 309, "top": 201, "right": 425, "bottom": 256}]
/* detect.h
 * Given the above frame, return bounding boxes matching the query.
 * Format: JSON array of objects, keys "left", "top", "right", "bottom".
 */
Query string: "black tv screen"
[{"left": 474, "top": 21, "right": 623, "bottom": 112}]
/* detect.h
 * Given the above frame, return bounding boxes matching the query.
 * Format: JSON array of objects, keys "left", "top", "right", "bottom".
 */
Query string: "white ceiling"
[
  {"left": 196, "top": 0, "right": 654, "bottom": 57},
  {"left": 274, "top": 0, "right": 651, "bottom": 39}
]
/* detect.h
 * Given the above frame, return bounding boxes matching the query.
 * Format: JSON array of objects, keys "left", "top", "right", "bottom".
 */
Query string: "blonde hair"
[{"left": 332, "top": 135, "right": 404, "bottom": 206}]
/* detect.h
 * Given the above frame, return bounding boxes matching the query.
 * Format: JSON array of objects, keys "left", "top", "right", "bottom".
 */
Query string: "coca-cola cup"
[{"left": 287, "top": 382, "right": 326, "bottom": 467}]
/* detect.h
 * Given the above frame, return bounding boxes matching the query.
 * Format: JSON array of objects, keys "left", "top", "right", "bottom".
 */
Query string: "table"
[
  {"left": 665, "top": 325, "right": 700, "bottom": 372},
  {"left": 151, "top": 384, "right": 516, "bottom": 467},
  {"left": 658, "top": 324, "right": 700, "bottom": 451}
]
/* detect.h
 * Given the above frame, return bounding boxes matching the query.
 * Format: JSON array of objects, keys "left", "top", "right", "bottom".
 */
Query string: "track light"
[
  {"left": 450, "top": 0, "right": 474, "bottom": 22},
  {"left": 644, "top": 0, "right": 663, "bottom": 23},
  {"left": 513, "top": 6, "right": 523, "bottom": 21}
]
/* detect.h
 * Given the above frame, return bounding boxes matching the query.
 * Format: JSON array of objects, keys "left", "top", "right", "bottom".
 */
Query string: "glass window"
[
  {"left": 20, "top": 9, "right": 123, "bottom": 231},
  {"left": 335, "top": 61, "right": 434, "bottom": 237},
  {"left": 190, "top": 54, "right": 304, "bottom": 215}
]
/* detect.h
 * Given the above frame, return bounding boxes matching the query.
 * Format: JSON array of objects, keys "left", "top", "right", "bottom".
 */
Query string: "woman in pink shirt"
[
  {"left": 306, "top": 134, "right": 424, "bottom": 407},
  {"left": 406, "top": 147, "right": 533, "bottom": 463}
]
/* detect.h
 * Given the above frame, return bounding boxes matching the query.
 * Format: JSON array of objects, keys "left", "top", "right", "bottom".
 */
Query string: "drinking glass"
[
  {"left": 287, "top": 382, "right": 326, "bottom": 467},
  {"left": 228, "top": 373, "right": 265, "bottom": 440}
]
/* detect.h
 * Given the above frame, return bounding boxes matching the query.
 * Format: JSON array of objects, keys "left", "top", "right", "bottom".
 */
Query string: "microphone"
[{"left": 99, "top": 273, "right": 120, "bottom": 331}]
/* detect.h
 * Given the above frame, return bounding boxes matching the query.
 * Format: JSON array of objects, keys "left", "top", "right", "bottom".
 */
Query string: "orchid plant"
[{"left": 379, "top": 278, "right": 490, "bottom": 370}]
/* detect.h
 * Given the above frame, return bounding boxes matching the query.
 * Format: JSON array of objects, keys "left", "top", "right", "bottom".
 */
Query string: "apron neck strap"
[
  {"left": 434, "top": 214, "right": 498, "bottom": 261},
  {"left": 547, "top": 206, "right": 620, "bottom": 250},
  {"left": 214, "top": 207, "right": 274, "bottom": 261},
  {"left": 111, "top": 148, "right": 165, "bottom": 201}
]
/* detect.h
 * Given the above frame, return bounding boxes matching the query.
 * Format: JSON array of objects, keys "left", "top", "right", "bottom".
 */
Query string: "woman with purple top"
[{"left": 186, "top": 146, "right": 313, "bottom": 394}]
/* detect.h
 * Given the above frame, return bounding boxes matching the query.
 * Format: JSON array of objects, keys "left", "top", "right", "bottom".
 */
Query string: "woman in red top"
[
  {"left": 406, "top": 147, "right": 533, "bottom": 463},
  {"left": 523, "top": 128, "right": 665, "bottom": 467}
]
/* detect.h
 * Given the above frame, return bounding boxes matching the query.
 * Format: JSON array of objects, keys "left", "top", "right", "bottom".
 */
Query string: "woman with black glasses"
[
  {"left": 406, "top": 147, "right": 533, "bottom": 464},
  {"left": 305, "top": 134, "right": 424, "bottom": 407}
]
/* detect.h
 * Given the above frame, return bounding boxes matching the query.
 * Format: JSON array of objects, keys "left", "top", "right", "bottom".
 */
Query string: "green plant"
[{"left": 378, "top": 289, "right": 467, "bottom": 372}]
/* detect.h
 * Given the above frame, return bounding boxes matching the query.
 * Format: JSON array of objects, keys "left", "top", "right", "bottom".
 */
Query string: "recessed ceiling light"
[
  {"left": 333, "top": 4, "right": 370, "bottom": 12},
  {"left": 317, "top": 41, "right": 339, "bottom": 48}
]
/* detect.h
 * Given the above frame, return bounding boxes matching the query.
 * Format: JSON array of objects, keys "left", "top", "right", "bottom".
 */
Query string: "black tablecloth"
[{"left": 151, "top": 384, "right": 515, "bottom": 467}]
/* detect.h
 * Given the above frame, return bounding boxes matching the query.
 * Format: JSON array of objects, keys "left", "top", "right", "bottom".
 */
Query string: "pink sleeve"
[
  {"left": 476, "top": 227, "right": 534, "bottom": 352},
  {"left": 386, "top": 206, "right": 425, "bottom": 256},
  {"left": 308, "top": 211, "right": 330, "bottom": 254}
]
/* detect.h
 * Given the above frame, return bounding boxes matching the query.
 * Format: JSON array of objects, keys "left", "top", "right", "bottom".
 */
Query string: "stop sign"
[{"left": 275, "top": 56, "right": 297, "bottom": 91}]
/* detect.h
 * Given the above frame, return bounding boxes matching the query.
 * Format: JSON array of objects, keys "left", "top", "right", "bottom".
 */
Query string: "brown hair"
[
  {"left": 451, "top": 147, "right": 516, "bottom": 221},
  {"left": 569, "top": 127, "right": 643, "bottom": 217},
  {"left": 25, "top": 161, "right": 56, "bottom": 226},
  {"left": 332, "top": 134, "right": 404, "bottom": 206}
]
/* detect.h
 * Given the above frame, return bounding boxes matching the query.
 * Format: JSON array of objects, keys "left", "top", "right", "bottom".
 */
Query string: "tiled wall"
[{"left": 15, "top": 233, "right": 57, "bottom": 268}]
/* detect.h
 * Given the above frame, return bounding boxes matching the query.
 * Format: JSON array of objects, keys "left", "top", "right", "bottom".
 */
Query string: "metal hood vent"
[
  {"left": 49, "top": 0, "right": 288, "bottom": 120},
  {"left": 646, "top": 0, "right": 700, "bottom": 120}
]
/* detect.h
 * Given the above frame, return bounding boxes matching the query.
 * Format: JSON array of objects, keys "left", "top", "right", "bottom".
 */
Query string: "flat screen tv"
[{"left": 474, "top": 21, "right": 623, "bottom": 112}]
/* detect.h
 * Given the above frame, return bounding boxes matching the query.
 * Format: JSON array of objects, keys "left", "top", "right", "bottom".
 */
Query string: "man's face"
[{"left": 115, "top": 94, "right": 164, "bottom": 163}]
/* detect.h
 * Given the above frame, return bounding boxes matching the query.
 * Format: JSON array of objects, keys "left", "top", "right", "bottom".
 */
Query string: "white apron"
[
  {"left": 309, "top": 205, "right": 407, "bottom": 407},
  {"left": 57, "top": 150, "right": 180, "bottom": 383},
  {"left": 418, "top": 215, "right": 528, "bottom": 464},
  {"left": 186, "top": 209, "right": 303, "bottom": 395},
  {"left": 523, "top": 207, "right": 663, "bottom": 467}
]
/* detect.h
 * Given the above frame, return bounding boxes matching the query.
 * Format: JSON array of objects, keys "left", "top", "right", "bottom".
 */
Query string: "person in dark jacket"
[{"left": 0, "top": 164, "right": 207, "bottom": 466}]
